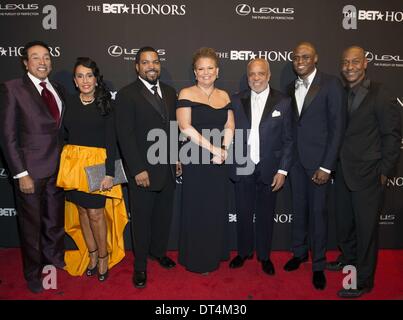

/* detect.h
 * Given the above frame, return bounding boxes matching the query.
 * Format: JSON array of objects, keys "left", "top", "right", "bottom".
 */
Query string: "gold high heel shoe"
[{"left": 86, "top": 249, "right": 98, "bottom": 276}]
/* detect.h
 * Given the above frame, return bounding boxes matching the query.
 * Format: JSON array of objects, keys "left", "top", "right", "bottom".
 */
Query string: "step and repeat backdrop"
[{"left": 0, "top": 0, "right": 402, "bottom": 249}]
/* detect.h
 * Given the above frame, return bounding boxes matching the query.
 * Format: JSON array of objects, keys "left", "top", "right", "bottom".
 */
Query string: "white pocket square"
[{"left": 272, "top": 110, "right": 281, "bottom": 117}]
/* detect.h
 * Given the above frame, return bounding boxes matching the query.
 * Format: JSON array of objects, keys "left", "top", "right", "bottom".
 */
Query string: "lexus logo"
[
  {"left": 108, "top": 45, "right": 123, "bottom": 57},
  {"left": 236, "top": 4, "right": 251, "bottom": 16},
  {"left": 365, "top": 51, "right": 374, "bottom": 62}
]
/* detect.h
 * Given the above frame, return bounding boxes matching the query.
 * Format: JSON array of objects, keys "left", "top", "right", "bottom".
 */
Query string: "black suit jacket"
[
  {"left": 340, "top": 79, "right": 401, "bottom": 191},
  {"left": 287, "top": 71, "right": 346, "bottom": 171},
  {"left": 114, "top": 79, "right": 177, "bottom": 191},
  {"left": 230, "top": 87, "right": 294, "bottom": 184}
]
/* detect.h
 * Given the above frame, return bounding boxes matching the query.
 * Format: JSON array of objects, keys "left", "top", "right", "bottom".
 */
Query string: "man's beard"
[{"left": 140, "top": 72, "right": 159, "bottom": 85}]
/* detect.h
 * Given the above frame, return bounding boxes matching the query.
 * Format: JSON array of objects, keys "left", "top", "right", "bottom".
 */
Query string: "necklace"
[
  {"left": 197, "top": 85, "right": 215, "bottom": 103},
  {"left": 80, "top": 94, "right": 95, "bottom": 105}
]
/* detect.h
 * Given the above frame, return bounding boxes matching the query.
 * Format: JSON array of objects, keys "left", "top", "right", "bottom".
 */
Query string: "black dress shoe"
[
  {"left": 337, "top": 286, "right": 372, "bottom": 298},
  {"left": 150, "top": 255, "right": 176, "bottom": 269},
  {"left": 326, "top": 261, "right": 347, "bottom": 271},
  {"left": 27, "top": 279, "right": 44, "bottom": 294},
  {"left": 312, "top": 271, "right": 326, "bottom": 290},
  {"left": 261, "top": 259, "right": 275, "bottom": 275},
  {"left": 229, "top": 254, "right": 253, "bottom": 269},
  {"left": 283, "top": 256, "right": 308, "bottom": 272},
  {"left": 133, "top": 271, "right": 147, "bottom": 288}
]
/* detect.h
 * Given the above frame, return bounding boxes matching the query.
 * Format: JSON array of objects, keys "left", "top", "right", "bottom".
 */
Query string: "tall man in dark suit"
[
  {"left": 283, "top": 42, "right": 346, "bottom": 290},
  {"left": 327, "top": 46, "right": 401, "bottom": 298},
  {"left": 0, "top": 41, "right": 65, "bottom": 293},
  {"left": 229, "top": 59, "right": 293, "bottom": 275},
  {"left": 115, "top": 47, "right": 179, "bottom": 289}
]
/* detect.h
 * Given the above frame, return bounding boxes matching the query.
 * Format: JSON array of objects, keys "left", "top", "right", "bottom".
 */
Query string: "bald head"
[
  {"left": 341, "top": 45, "right": 367, "bottom": 88},
  {"left": 247, "top": 58, "right": 271, "bottom": 93}
]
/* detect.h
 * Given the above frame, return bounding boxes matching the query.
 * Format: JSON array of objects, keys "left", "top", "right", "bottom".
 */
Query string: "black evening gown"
[{"left": 177, "top": 99, "right": 231, "bottom": 273}]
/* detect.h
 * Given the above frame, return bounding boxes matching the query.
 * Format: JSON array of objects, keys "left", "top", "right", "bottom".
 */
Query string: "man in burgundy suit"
[{"left": 0, "top": 41, "right": 65, "bottom": 293}]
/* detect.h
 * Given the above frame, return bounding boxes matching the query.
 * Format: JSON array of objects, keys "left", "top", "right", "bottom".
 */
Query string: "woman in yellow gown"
[{"left": 57, "top": 57, "right": 128, "bottom": 280}]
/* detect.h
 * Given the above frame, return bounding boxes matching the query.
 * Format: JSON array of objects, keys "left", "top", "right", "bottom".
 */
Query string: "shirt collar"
[
  {"left": 251, "top": 85, "right": 270, "bottom": 100},
  {"left": 138, "top": 76, "right": 160, "bottom": 92},
  {"left": 348, "top": 77, "right": 367, "bottom": 95},
  {"left": 298, "top": 68, "right": 317, "bottom": 87},
  {"left": 27, "top": 72, "right": 49, "bottom": 86}
]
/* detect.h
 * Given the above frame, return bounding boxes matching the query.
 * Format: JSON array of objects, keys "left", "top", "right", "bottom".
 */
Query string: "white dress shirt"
[
  {"left": 295, "top": 68, "right": 316, "bottom": 116},
  {"left": 138, "top": 77, "right": 162, "bottom": 98},
  {"left": 248, "top": 86, "right": 270, "bottom": 165},
  {"left": 248, "top": 86, "right": 288, "bottom": 176}
]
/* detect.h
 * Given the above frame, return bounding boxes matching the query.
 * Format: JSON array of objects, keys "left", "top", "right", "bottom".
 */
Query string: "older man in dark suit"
[
  {"left": 229, "top": 59, "right": 293, "bottom": 275},
  {"left": 327, "top": 46, "right": 401, "bottom": 298},
  {"left": 0, "top": 41, "right": 65, "bottom": 293},
  {"left": 115, "top": 46, "right": 179, "bottom": 289},
  {"left": 283, "top": 42, "right": 346, "bottom": 290}
]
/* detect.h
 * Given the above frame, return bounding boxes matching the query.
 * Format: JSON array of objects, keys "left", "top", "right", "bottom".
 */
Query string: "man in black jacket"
[
  {"left": 115, "top": 47, "right": 179, "bottom": 289},
  {"left": 327, "top": 46, "right": 401, "bottom": 298}
]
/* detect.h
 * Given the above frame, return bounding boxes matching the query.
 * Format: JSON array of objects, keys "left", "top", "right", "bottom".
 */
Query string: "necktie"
[
  {"left": 39, "top": 82, "right": 60, "bottom": 124},
  {"left": 295, "top": 78, "right": 310, "bottom": 89},
  {"left": 152, "top": 85, "right": 162, "bottom": 102},
  {"left": 151, "top": 85, "right": 166, "bottom": 118}
]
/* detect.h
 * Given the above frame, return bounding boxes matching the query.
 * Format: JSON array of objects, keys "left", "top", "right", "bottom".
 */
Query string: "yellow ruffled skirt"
[{"left": 57, "top": 144, "right": 129, "bottom": 276}]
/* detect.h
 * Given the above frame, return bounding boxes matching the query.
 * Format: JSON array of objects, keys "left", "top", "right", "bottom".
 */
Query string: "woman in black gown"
[
  {"left": 57, "top": 57, "right": 127, "bottom": 280},
  {"left": 176, "top": 48, "right": 235, "bottom": 273}
]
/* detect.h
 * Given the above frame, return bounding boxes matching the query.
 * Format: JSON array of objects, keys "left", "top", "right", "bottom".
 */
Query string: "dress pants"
[
  {"left": 235, "top": 163, "right": 276, "bottom": 261},
  {"left": 14, "top": 174, "right": 65, "bottom": 282},
  {"left": 129, "top": 170, "right": 175, "bottom": 271},
  {"left": 335, "top": 162, "right": 383, "bottom": 288},
  {"left": 289, "top": 160, "right": 328, "bottom": 271}
]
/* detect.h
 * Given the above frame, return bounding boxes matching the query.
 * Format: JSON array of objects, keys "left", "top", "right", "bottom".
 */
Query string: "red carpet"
[{"left": 0, "top": 248, "right": 402, "bottom": 300}]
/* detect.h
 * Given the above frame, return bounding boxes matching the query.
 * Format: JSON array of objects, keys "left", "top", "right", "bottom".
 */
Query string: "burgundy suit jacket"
[{"left": 0, "top": 74, "right": 66, "bottom": 179}]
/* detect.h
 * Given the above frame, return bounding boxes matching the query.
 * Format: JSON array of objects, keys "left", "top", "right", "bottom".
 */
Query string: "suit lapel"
[
  {"left": 350, "top": 79, "right": 370, "bottom": 115},
  {"left": 288, "top": 83, "right": 299, "bottom": 119},
  {"left": 300, "top": 72, "right": 321, "bottom": 118},
  {"left": 159, "top": 84, "right": 170, "bottom": 120},
  {"left": 23, "top": 75, "right": 66, "bottom": 128},
  {"left": 137, "top": 80, "right": 165, "bottom": 119},
  {"left": 260, "top": 87, "right": 280, "bottom": 123},
  {"left": 241, "top": 91, "right": 251, "bottom": 125},
  {"left": 51, "top": 81, "right": 65, "bottom": 128},
  {"left": 23, "top": 75, "right": 48, "bottom": 112}
]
